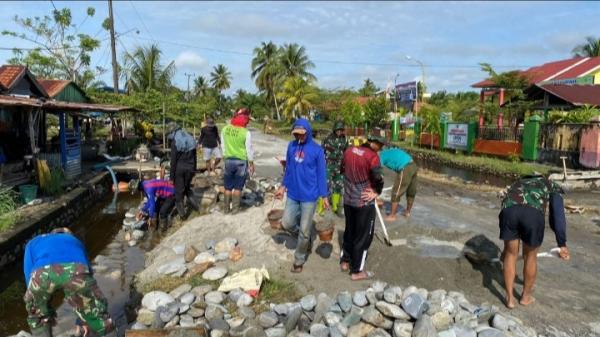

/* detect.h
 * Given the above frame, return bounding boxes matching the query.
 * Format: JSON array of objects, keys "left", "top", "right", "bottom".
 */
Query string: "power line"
[{"left": 128, "top": 1, "right": 155, "bottom": 42}]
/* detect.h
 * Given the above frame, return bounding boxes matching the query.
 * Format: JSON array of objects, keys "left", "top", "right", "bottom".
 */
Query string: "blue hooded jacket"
[
  {"left": 283, "top": 118, "right": 328, "bottom": 202},
  {"left": 23, "top": 233, "right": 90, "bottom": 285}
]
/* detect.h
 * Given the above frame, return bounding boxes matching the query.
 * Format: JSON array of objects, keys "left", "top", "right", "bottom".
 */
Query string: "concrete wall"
[
  {"left": 474, "top": 139, "right": 522, "bottom": 157},
  {"left": 0, "top": 172, "right": 111, "bottom": 270}
]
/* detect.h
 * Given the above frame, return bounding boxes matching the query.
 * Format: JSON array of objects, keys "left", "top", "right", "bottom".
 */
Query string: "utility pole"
[
  {"left": 184, "top": 72, "right": 194, "bottom": 133},
  {"left": 108, "top": 0, "right": 119, "bottom": 93}
]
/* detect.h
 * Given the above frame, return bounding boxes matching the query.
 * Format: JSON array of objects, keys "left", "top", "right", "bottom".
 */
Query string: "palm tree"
[
  {"left": 251, "top": 41, "right": 283, "bottom": 120},
  {"left": 193, "top": 75, "right": 209, "bottom": 97},
  {"left": 276, "top": 77, "right": 318, "bottom": 119},
  {"left": 122, "top": 44, "right": 175, "bottom": 93},
  {"left": 279, "top": 43, "right": 316, "bottom": 82},
  {"left": 210, "top": 64, "right": 232, "bottom": 114},
  {"left": 358, "top": 78, "right": 378, "bottom": 97},
  {"left": 572, "top": 36, "right": 600, "bottom": 57}
]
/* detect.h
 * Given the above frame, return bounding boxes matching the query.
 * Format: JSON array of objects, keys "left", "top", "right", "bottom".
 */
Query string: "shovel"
[{"left": 374, "top": 201, "right": 392, "bottom": 246}]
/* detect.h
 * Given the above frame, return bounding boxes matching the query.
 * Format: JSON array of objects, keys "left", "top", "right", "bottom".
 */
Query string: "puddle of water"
[
  {"left": 413, "top": 157, "right": 510, "bottom": 188},
  {"left": 0, "top": 192, "right": 150, "bottom": 336}
]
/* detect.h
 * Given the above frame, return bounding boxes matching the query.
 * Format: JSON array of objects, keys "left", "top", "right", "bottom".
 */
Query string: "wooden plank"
[{"left": 125, "top": 327, "right": 207, "bottom": 337}]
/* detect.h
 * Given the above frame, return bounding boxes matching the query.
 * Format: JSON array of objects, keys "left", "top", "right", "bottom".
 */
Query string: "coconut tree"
[
  {"left": 251, "top": 41, "right": 283, "bottom": 120},
  {"left": 193, "top": 75, "right": 209, "bottom": 98},
  {"left": 122, "top": 44, "right": 175, "bottom": 93},
  {"left": 210, "top": 64, "right": 232, "bottom": 114},
  {"left": 279, "top": 43, "right": 316, "bottom": 82},
  {"left": 572, "top": 36, "right": 600, "bottom": 57},
  {"left": 276, "top": 77, "right": 318, "bottom": 119}
]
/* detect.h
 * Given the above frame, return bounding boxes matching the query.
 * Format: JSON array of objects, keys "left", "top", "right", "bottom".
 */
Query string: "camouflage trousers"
[
  {"left": 24, "top": 263, "right": 114, "bottom": 336},
  {"left": 327, "top": 164, "right": 344, "bottom": 194}
]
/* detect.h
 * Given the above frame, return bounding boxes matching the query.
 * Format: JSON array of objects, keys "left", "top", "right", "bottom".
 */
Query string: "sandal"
[
  {"left": 351, "top": 270, "right": 374, "bottom": 281},
  {"left": 290, "top": 264, "right": 303, "bottom": 273}
]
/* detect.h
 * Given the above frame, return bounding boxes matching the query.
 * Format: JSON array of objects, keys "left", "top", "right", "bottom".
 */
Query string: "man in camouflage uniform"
[
  {"left": 318, "top": 121, "right": 347, "bottom": 215},
  {"left": 23, "top": 228, "right": 113, "bottom": 337},
  {"left": 499, "top": 175, "right": 570, "bottom": 309}
]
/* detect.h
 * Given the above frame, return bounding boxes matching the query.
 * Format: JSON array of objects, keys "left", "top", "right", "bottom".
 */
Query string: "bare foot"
[
  {"left": 384, "top": 215, "right": 397, "bottom": 221},
  {"left": 351, "top": 270, "right": 374, "bottom": 281},
  {"left": 505, "top": 297, "right": 516, "bottom": 309},
  {"left": 520, "top": 295, "right": 536, "bottom": 306},
  {"left": 402, "top": 211, "right": 411, "bottom": 218},
  {"left": 340, "top": 262, "right": 350, "bottom": 272}
]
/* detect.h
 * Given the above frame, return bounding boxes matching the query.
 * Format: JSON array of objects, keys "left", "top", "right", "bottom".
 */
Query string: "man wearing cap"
[
  {"left": 499, "top": 174, "right": 570, "bottom": 309},
  {"left": 340, "top": 135, "right": 385, "bottom": 281},
  {"left": 379, "top": 147, "right": 418, "bottom": 220},
  {"left": 23, "top": 228, "right": 114, "bottom": 337},
  {"left": 318, "top": 121, "right": 347, "bottom": 216},
  {"left": 275, "top": 118, "right": 329, "bottom": 273},
  {"left": 168, "top": 123, "right": 199, "bottom": 219},
  {"left": 198, "top": 117, "right": 222, "bottom": 176},
  {"left": 221, "top": 108, "right": 255, "bottom": 214}
]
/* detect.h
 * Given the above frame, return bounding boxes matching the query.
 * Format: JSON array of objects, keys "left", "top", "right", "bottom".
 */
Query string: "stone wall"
[{"left": 0, "top": 172, "right": 111, "bottom": 270}]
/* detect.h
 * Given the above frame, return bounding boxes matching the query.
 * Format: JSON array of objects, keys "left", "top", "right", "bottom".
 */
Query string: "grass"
[
  {"left": 0, "top": 187, "right": 20, "bottom": 232},
  {"left": 139, "top": 272, "right": 220, "bottom": 294},
  {"left": 394, "top": 141, "right": 552, "bottom": 178}
]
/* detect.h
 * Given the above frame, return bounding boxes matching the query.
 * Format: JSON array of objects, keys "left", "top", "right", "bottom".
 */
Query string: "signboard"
[
  {"left": 446, "top": 123, "right": 469, "bottom": 150},
  {"left": 395, "top": 81, "right": 418, "bottom": 103},
  {"left": 540, "top": 75, "right": 595, "bottom": 86}
]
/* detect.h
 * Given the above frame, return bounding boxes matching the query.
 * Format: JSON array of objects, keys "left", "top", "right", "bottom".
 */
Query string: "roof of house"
[
  {"left": 0, "top": 94, "right": 132, "bottom": 112},
  {"left": 0, "top": 65, "right": 49, "bottom": 97},
  {"left": 37, "top": 79, "right": 71, "bottom": 98},
  {"left": 472, "top": 57, "right": 600, "bottom": 88},
  {"left": 537, "top": 84, "right": 600, "bottom": 107}
]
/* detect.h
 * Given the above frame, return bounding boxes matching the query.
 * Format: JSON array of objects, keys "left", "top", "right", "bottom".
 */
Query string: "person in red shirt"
[{"left": 340, "top": 135, "right": 385, "bottom": 281}]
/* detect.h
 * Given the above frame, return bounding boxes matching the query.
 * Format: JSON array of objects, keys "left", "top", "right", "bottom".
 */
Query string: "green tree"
[
  {"left": 479, "top": 63, "right": 530, "bottom": 102},
  {"left": 3, "top": 7, "right": 102, "bottom": 87},
  {"left": 233, "top": 90, "right": 269, "bottom": 119},
  {"left": 363, "top": 96, "right": 389, "bottom": 127},
  {"left": 419, "top": 105, "right": 442, "bottom": 150},
  {"left": 358, "top": 78, "right": 379, "bottom": 97},
  {"left": 251, "top": 41, "right": 283, "bottom": 120},
  {"left": 193, "top": 75, "right": 209, "bottom": 98},
  {"left": 210, "top": 64, "right": 232, "bottom": 114},
  {"left": 276, "top": 77, "right": 318, "bottom": 119},
  {"left": 122, "top": 44, "right": 176, "bottom": 93},
  {"left": 279, "top": 43, "right": 316, "bottom": 82},
  {"left": 572, "top": 36, "right": 600, "bottom": 57},
  {"left": 340, "top": 99, "right": 364, "bottom": 127}
]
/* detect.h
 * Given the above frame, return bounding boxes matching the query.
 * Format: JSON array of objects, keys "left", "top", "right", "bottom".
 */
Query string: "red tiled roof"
[
  {"left": 553, "top": 57, "right": 600, "bottom": 80},
  {"left": 472, "top": 57, "right": 600, "bottom": 88},
  {"left": 0, "top": 65, "right": 26, "bottom": 89},
  {"left": 537, "top": 84, "right": 600, "bottom": 107},
  {"left": 37, "top": 79, "right": 71, "bottom": 98}
]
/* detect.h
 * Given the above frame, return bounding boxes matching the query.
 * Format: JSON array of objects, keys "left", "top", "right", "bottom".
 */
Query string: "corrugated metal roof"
[
  {"left": 37, "top": 79, "right": 70, "bottom": 98},
  {"left": 537, "top": 84, "right": 600, "bottom": 107},
  {"left": 0, "top": 94, "right": 131, "bottom": 112},
  {"left": 0, "top": 95, "right": 43, "bottom": 107},
  {"left": 553, "top": 57, "right": 600, "bottom": 80}
]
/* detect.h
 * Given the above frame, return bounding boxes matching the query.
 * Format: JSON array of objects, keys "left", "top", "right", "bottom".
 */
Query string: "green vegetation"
[
  {"left": 395, "top": 141, "right": 551, "bottom": 178},
  {"left": 572, "top": 36, "right": 600, "bottom": 57},
  {"left": 548, "top": 104, "right": 600, "bottom": 124},
  {"left": 41, "top": 168, "right": 65, "bottom": 197},
  {"left": 0, "top": 187, "right": 20, "bottom": 231},
  {"left": 139, "top": 273, "right": 220, "bottom": 294}
]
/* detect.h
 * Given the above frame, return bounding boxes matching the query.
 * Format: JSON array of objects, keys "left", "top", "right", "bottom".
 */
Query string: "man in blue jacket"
[
  {"left": 275, "top": 118, "right": 329, "bottom": 273},
  {"left": 23, "top": 227, "right": 113, "bottom": 337}
]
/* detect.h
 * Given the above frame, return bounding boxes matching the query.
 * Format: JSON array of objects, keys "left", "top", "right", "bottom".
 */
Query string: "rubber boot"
[
  {"left": 223, "top": 194, "right": 231, "bottom": 214},
  {"left": 186, "top": 190, "right": 200, "bottom": 212},
  {"left": 331, "top": 193, "right": 340, "bottom": 213},
  {"left": 316, "top": 197, "right": 325, "bottom": 216},
  {"left": 231, "top": 194, "right": 241, "bottom": 214},
  {"left": 176, "top": 201, "right": 187, "bottom": 220}
]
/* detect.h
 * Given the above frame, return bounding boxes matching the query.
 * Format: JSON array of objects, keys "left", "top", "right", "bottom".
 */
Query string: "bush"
[
  {"left": 0, "top": 187, "right": 20, "bottom": 231},
  {"left": 42, "top": 168, "right": 65, "bottom": 196}
]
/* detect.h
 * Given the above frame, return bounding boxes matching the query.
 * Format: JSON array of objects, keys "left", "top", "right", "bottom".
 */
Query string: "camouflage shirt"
[{"left": 501, "top": 176, "right": 562, "bottom": 213}]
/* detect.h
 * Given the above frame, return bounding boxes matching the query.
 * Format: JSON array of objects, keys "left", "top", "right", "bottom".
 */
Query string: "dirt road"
[{"left": 249, "top": 128, "right": 600, "bottom": 336}]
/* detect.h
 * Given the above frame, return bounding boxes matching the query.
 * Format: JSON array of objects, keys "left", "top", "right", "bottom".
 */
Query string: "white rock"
[
  {"left": 237, "top": 293, "right": 254, "bottom": 307},
  {"left": 141, "top": 291, "right": 175, "bottom": 311},
  {"left": 128, "top": 240, "right": 137, "bottom": 247},
  {"left": 181, "top": 292, "right": 196, "bottom": 305},
  {"left": 169, "top": 284, "right": 193, "bottom": 299},
  {"left": 392, "top": 321, "right": 412, "bottom": 337},
  {"left": 375, "top": 301, "right": 410, "bottom": 320},
  {"left": 214, "top": 237, "right": 238, "bottom": 253},
  {"left": 136, "top": 308, "right": 155, "bottom": 325},
  {"left": 132, "top": 230, "right": 145, "bottom": 240},
  {"left": 205, "top": 291, "right": 226, "bottom": 304},
  {"left": 202, "top": 267, "right": 228, "bottom": 280},
  {"left": 179, "top": 314, "right": 196, "bottom": 327},
  {"left": 172, "top": 244, "right": 186, "bottom": 255},
  {"left": 194, "top": 252, "right": 217, "bottom": 265}
]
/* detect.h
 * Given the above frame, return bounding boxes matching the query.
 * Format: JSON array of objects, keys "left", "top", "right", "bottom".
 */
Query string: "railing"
[{"left": 477, "top": 127, "right": 523, "bottom": 142}]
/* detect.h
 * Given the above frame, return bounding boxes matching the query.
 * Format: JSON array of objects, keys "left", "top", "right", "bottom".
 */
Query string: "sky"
[{"left": 0, "top": 1, "right": 598, "bottom": 95}]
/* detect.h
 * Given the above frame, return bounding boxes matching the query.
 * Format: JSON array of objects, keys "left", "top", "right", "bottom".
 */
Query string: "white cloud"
[{"left": 174, "top": 51, "right": 208, "bottom": 71}]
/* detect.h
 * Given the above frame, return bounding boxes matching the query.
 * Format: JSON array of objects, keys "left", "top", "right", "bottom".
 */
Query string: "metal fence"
[{"left": 477, "top": 127, "right": 523, "bottom": 142}]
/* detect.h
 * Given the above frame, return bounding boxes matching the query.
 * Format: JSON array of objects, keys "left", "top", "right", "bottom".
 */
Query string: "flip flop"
[
  {"left": 290, "top": 264, "right": 303, "bottom": 273},
  {"left": 351, "top": 270, "right": 374, "bottom": 281}
]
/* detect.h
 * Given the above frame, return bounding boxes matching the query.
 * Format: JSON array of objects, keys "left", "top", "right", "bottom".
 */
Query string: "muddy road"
[{"left": 251, "top": 128, "right": 600, "bottom": 336}]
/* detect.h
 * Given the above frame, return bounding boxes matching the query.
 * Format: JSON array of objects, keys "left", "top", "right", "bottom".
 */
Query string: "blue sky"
[{"left": 1, "top": 1, "right": 598, "bottom": 94}]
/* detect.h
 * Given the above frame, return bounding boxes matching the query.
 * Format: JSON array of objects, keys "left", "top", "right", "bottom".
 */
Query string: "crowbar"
[{"left": 374, "top": 201, "right": 392, "bottom": 246}]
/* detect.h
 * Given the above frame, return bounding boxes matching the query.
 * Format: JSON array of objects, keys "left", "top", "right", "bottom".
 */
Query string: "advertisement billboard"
[
  {"left": 395, "top": 81, "right": 417, "bottom": 103},
  {"left": 446, "top": 123, "right": 469, "bottom": 150}
]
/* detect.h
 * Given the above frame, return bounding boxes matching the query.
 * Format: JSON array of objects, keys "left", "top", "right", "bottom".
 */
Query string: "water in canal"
[{"left": 0, "top": 190, "right": 152, "bottom": 336}]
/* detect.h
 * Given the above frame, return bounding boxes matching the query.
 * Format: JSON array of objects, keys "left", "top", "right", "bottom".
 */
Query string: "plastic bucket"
[
  {"left": 19, "top": 184, "right": 38, "bottom": 204},
  {"left": 267, "top": 209, "right": 284, "bottom": 229}
]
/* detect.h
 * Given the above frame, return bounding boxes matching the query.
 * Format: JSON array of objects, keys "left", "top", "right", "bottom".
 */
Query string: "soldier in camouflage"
[
  {"left": 23, "top": 228, "right": 113, "bottom": 337},
  {"left": 499, "top": 175, "right": 570, "bottom": 309},
  {"left": 318, "top": 121, "right": 347, "bottom": 215}
]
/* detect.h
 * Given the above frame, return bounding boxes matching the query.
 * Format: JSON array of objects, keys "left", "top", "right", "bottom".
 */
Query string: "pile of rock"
[
  {"left": 155, "top": 237, "right": 241, "bottom": 279},
  {"left": 122, "top": 207, "right": 145, "bottom": 246},
  {"left": 133, "top": 280, "right": 539, "bottom": 337}
]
